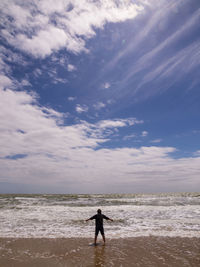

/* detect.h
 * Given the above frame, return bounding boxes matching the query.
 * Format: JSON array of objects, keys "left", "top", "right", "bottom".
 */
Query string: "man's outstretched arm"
[
  {"left": 103, "top": 215, "right": 113, "bottom": 221},
  {"left": 85, "top": 215, "right": 96, "bottom": 222}
]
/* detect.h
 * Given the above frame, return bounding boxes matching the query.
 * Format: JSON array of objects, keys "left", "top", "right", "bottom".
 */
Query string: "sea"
[{"left": 0, "top": 193, "right": 199, "bottom": 238}]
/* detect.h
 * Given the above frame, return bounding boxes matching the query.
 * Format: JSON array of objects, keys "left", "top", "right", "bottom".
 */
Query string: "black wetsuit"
[{"left": 89, "top": 214, "right": 110, "bottom": 236}]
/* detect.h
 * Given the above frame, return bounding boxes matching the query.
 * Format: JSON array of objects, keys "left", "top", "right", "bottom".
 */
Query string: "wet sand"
[{"left": 0, "top": 237, "right": 199, "bottom": 267}]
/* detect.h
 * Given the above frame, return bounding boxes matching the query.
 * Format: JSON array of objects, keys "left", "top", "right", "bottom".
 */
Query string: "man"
[{"left": 86, "top": 209, "right": 113, "bottom": 245}]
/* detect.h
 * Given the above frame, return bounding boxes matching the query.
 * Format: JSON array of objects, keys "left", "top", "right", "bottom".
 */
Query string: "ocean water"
[{"left": 0, "top": 193, "right": 199, "bottom": 238}]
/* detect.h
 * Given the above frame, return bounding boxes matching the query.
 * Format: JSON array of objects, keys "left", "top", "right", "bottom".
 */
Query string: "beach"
[
  {"left": 0, "top": 237, "right": 199, "bottom": 267},
  {"left": 0, "top": 194, "right": 199, "bottom": 266}
]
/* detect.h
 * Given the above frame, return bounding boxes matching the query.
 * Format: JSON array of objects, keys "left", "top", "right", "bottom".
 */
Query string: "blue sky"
[{"left": 0, "top": 0, "right": 200, "bottom": 193}]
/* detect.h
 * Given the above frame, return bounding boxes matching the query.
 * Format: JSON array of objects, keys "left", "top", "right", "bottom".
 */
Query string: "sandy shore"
[{"left": 0, "top": 237, "right": 199, "bottom": 267}]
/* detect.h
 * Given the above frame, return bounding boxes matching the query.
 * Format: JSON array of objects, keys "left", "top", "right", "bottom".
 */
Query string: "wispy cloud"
[
  {"left": 93, "top": 102, "right": 106, "bottom": 110},
  {"left": 142, "top": 131, "right": 148, "bottom": 137},
  {"left": 47, "top": 67, "right": 68, "bottom": 84},
  {"left": 33, "top": 68, "right": 43, "bottom": 78},
  {"left": 135, "top": 39, "right": 200, "bottom": 93},
  {"left": 126, "top": 6, "right": 200, "bottom": 92},
  {"left": 67, "top": 64, "right": 76, "bottom": 72},
  {"left": 123, "top": 134, "right": 136, "bottom": 140},
  {"left": 76, "top": 104, "right": 89, "bottom": 114},
  {"left": 68, "top": 96, "right": 76, "bottom": 101},
  {"left": 97, "top": 118, "right": 142, "bottom": 129},
  {"left": 99, "top": 0, "right": 200, "bottom": 101},
  {"left": 151, "top": 139, "right": 162, "bottom": 143}
]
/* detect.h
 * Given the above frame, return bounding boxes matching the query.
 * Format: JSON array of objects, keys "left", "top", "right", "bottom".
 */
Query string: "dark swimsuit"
[{"left": 89, "top": 214, "right": 110, "bottom": 236}]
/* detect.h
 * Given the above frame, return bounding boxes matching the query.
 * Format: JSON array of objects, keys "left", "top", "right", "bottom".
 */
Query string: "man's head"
[{"left": 97, "top": 209, "right": 102, "bottom": 214}]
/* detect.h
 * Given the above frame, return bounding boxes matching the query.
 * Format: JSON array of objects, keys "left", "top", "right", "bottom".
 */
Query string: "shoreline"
[{"left": 0, "top": 236, "right": 199, "bottom": 266}]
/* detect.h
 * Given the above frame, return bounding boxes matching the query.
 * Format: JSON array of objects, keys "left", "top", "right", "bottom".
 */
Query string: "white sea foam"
[{"left": 0, "top": 193, "right": 199, "bottom": 238}]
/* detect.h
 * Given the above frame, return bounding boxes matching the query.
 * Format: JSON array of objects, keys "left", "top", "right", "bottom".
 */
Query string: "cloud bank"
[
  {"left": 1, "top": 0, "right": 145, "bottom": 58},
  {"left": 0, "top": 77, "right": 200, "bottom": 193}
]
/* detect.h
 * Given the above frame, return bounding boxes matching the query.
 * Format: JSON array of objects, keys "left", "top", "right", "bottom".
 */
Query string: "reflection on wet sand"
[{"left": 94, "top": 244, "right": 105, "bottom": 267}]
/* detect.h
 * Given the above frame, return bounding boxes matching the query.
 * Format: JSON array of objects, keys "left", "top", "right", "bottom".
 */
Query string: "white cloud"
[
  {"left": 142, "top": 131, "right": 148, "bottom": 137},
  {"left": 33, "top": 68, "right": 42, "bottom": 78},
  {"left": 123, "top": 134, "right": 136, "bottom": 140},
  {"left": 151, "top": 139, "right": 162, "bottom": 143},
  {"left": 103, "top": 82, "right": 111, "bottom": 89},
  {"left": 46, "top": 67, "right": 68, "bottom": 84},
  {"left": 67, "top": 64, "right": 76, "bottom": 72},
  {"left": 68, "top": 96, "right": 76, "bottom": 101},
  {"left": 107, "top": 99, "right": 113, "bottom": 104},
  {"left": 76, "top": 104, "right": 89, "bottom": 113},
  {"left": 52, "top": 77, "right": 68, "bottom": 84},
  {"left": 14, "top": 26, "right": 70, "bottom": 58},
  {"left": 20, "top": 79, "right": 31, "bottom": 87},
  {"left": 0, "top": 0, "right": 145, "bottom": 58},
  {"left": 93, "top": 102, "right": 106, "bottom": 110},
  {"left": 76, "top": 118, "right": 142, "bottom": 140},
  {"left": 0, "top": 47, "right": 28, "bottom": 74},
  {"left": 98, "top": 118, "right": 142, "bottom": 129},
  {"left": 2, "top": 2, "right": 31, "bottom": 29},
  {"left": 0, "top": 75, "right": 12, "bottom": 88}
]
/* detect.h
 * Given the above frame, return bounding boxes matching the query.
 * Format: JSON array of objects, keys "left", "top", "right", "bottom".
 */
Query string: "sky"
[{"left": 0, "top": 0, "right": 200, "bottom": 194}]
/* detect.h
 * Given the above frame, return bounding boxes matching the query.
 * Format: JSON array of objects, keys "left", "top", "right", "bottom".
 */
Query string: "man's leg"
[
  {"left": 100, "top": 228, "right": 105, "bottom": 244},
  {"left": 95, "top": 228, "right": 99, "bottom": 245},
  {"left": 102, "top": 234, "right": 106, "bottom": 245},
  {"left": 94, "top": 234, "right": 97, "bottom": 245}
]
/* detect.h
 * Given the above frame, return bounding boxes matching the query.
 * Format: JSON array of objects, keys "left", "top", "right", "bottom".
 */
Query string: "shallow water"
[{"left": 0, "top": 193, "right": 200, "bottom": 238}]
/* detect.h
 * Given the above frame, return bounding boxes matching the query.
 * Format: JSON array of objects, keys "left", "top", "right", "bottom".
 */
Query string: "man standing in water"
[{"left": 86, "top": 209, "right": 113, "bottom": 245}]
